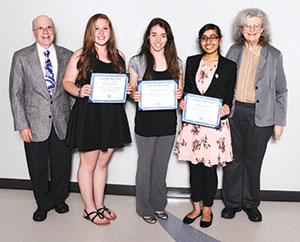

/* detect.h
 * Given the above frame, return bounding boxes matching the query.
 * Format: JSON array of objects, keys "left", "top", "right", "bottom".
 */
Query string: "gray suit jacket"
[
  {"left": 9, "top": 43, "right": 73, "bottom": 142},
  {"left": 226, "top": 44, "right": 288, "bottom": 127}
]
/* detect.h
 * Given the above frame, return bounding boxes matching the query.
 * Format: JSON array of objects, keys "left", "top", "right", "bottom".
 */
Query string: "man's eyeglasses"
[{"left": 34, "top": 26, "right": 54, "bottom": 33}]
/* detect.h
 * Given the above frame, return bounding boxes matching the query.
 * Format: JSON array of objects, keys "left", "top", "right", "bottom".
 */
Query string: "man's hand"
[{"left": 20, "top": 128, "right": 32, "bottom": 143}]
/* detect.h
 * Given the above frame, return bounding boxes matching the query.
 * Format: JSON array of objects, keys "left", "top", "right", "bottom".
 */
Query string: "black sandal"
[
  {"left": 83, "top": 209, "right": 110, "bottom": 225},
  {"left": 97, "top": 206, "right": 116, "bottom": 220}
]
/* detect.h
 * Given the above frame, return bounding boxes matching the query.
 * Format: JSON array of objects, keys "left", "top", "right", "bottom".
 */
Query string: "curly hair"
[
  {"left": 77, "top": 13, "right": 125, "bottom": 80},
  {"left": 233, "top": 8, "right": 271, "bottom": 46}
]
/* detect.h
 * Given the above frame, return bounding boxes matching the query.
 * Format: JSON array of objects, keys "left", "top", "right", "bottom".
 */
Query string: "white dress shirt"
[{"left": 36, "top": 43, "right": 58, "bottom": 81}]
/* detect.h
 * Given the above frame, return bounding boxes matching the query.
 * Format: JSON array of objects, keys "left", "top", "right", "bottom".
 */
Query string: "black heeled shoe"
[
  {"left": 200, "top": 212, "right": 213, "bottom": 228},
  {"left": 183, "top": 210, "right": 202, "bottom": 224}
]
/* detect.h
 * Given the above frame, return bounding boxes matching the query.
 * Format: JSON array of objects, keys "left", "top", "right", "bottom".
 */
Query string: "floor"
[{"left": 1, "top": 189, "right": 299, "bottom": 242}]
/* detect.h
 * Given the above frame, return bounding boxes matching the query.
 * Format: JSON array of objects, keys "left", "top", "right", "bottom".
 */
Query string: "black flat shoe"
[
  {"left": 142, "top": 216, "right": 157, "bottom": 224},
  {"left": 155, "top": 211, "right": 168, "bottom": 220},
  {"left": 55, "top": 202, "right": 69, "bottom": 214},
  {"left": 33, "top": 208, "right": 47, "bottom": 222},
  {"left": 243, "top": 208, "right": 262, "bottom": 222},
  {"left": 183, "top": 211, "right": 202, "bottom": 224},
  {"left": 200, "top": 212, "right": 213, "bottom": 228}
]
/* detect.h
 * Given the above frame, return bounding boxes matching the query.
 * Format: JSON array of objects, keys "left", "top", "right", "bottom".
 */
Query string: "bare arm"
[
  {"left": 118, "top": 50, "right": 133, "bottom": 95},
  {"left": 128, "top": 67, "right": 141, "bottom": 102},
  {"left": 62, "top": 49, "right": 91, "bottom": 98},
  {"left": 175, "top": 69, "right": 184, "bottom": 99},
  {"left": 179, "top": 99, "right": 186, "bottom": 110}
]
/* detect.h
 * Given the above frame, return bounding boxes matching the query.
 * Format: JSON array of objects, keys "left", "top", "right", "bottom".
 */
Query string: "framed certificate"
[
  {"left": 137, "top": 79, "right": 178, "bottom": 111},
  {"left": 88, "top": 73, "right": 129, "bottom": 103},
  {"left": 182, "top": 93, "right": 223, "bottom": 129}
]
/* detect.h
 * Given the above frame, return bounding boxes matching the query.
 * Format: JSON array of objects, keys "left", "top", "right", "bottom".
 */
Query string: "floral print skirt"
[{"left": 175, "top": 119, "right": 233, "bottom": 167}]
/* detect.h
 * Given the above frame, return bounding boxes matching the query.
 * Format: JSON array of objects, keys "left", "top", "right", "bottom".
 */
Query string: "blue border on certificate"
[
  {"left": 137, "top": 79, "right": 178, "bottom": 111},
  {"left": 88, "top": 73, "right": 129, "bottom": 103},
  {"left": 182, "top": 93, "right": 223, "bottom": 129}
]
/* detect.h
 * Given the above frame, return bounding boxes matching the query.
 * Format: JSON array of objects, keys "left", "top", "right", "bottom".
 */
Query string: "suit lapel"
[
  {"left": 205, "top": 55, "right": 225, "bottom": 93},
  {"left": 51, "top": 45, "right": 67, "bottom": 98},
  {"left": 53, "top": 45, "right": 62, "bottom": 97},
  {"left": 255, "top": 45, "right": 267, "bottom": 84},
  {"left": 189, "top": 55, "right": 202, "bottom": 94},
  {"left": 235, "top": 45, "right": 245, "bottom": 73},
  {"left": 27, "top": 44, "right": 50, "bottom": 98},
  {"left": 230, "top": 45, "right": 245, "bottom": 92}
]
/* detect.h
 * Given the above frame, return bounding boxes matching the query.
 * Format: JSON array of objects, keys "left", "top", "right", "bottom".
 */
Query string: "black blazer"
[{"left": 184, "top": 54, "right": 237, "bottom": 120}]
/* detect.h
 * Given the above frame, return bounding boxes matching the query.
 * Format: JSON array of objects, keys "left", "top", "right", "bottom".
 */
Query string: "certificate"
[
  {"left": 88, "top": 73, "right": 129, "bottom": 103},
  {"left": 137, "top": 80, "right": 178, "bottom": 111},
  {"left": 182, "top": 93, "right": 223, "bottom": 129}
]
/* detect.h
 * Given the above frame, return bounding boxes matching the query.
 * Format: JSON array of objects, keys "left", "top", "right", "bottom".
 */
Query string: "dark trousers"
[
  {"left": 24, "top": 127, "right": 72, "bottom": 210},
  {"left": 189, "top": 162, "right": 218, "bottom": 207},
  {"left": 135, "top": 134, "right": 175, "bottom": 216},
  {"left": 222, "top": 102, "right": 273, "bottom": 209}
]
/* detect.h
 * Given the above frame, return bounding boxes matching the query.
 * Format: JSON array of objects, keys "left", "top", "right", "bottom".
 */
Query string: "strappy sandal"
[
  {"left": 97, "top": 206, "right": 116, "bottom": 220},
  {"left": 83, "top": 209, "right": 110, "bottom": 225}
]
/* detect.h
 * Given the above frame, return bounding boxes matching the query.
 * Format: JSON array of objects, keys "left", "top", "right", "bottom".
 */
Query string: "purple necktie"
[{"left": 43, "top": 50, "right": 55, "bottom": 97}]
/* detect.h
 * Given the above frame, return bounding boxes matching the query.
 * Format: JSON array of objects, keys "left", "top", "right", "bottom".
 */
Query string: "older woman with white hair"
[{"left": 221, "top": 8, "right": 287, "bottom": 222}]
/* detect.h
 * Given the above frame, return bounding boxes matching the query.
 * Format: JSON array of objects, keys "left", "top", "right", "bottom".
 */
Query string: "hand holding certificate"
[
  {"left": 137, "top": 80, "right": 178, "bottom": 111},
  {"left": 88, "top": 73, "right": 129, "bottom": 103},
  {"left": 182, "top": 93, "right": 223, "bottom": 129}
]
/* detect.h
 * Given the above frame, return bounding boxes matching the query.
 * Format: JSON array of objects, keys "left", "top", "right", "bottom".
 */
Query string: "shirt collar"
[{"left": 36, "top": 42, "right": 55, "bottom": 54}]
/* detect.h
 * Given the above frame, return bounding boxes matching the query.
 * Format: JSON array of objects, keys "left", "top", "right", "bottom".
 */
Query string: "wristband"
[{"left": 77, "top": 88, "right": 81, "bottom": 98}]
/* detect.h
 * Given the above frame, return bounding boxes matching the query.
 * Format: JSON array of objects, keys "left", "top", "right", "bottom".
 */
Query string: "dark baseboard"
[{"left": 1, "top": 178, "right": 299, "bottom": 202}]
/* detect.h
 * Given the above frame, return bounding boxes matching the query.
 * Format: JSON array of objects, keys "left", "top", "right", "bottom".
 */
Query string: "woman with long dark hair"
[
  {"left": 128, "top": 18, "right": 183, "bottom": 224},
  {"left": 63, "top": 13, "right": 132, "bottom": 225},
  {"left": 175, "top": 24, "right": 236, "bottom": 228}
]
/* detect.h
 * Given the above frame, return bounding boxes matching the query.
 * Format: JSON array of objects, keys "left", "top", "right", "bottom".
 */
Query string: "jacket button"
[
  {"left": 255, "top": 86, "right": 258, "bottom": 89},
  {"left": 49, "top": 115, "right": 52, "bottom": 118},
  {"left": 256, "top": 100, "right": 259, "bottom": 103},
  {"left": 50, "top": 101, "right": 53, "bottom": 104}
]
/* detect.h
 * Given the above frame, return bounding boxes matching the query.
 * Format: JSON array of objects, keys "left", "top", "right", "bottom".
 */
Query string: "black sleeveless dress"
[{"left": 66, "top": 58, "right": 132, "bottom": 151}]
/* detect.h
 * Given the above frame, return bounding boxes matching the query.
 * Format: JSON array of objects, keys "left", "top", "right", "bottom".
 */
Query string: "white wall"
[{"left": 1, "top": 0, "right": 299, "bottom": 191}]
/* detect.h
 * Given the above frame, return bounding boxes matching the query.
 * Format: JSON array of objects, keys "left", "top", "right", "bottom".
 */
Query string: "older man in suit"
[{"left": 9, "top": 15, "right": 73, "bottom": 222}]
